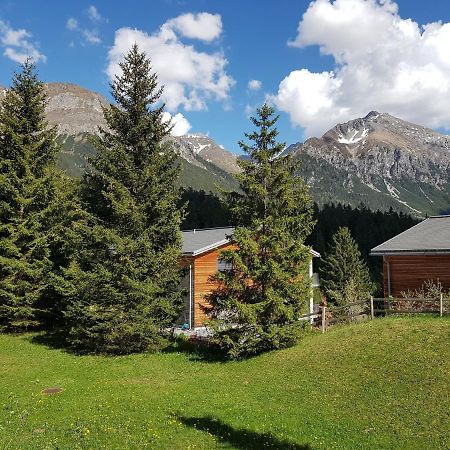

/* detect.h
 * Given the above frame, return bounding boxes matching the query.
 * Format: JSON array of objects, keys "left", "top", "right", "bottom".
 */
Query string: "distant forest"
[{"left": 181, "top": 188, "right": 418, "bottom": 292}]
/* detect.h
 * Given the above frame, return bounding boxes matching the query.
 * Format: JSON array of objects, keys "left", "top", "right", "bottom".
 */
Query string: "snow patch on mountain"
[
  {"left": 395, "top": 199, "right": 422, "bottom": 215},
  {"left": 363, "top": 181, "right": 381, "bottom": 193},
  {"left": 193, "top": 143, "right": 209, "bottom": 154},
  {"left": 338, "top": 127, "right": 369, "bottom": 145},
  {"left": 419, "top": 186, "right": 434, "bottom": 203}
]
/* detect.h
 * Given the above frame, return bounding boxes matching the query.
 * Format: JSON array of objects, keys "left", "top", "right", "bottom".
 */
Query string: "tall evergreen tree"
[
  {"left": 320, "top": 226, "right": 374, "bottom": 305},
  {"left": 64, "top": 44, "right": 184, "bottom": 354},
  {"left": 0, "top": 60, "right": 66, "bottom": 330},
  {"left": 208, "top": 104, "right": 315, "bottom": 358}
]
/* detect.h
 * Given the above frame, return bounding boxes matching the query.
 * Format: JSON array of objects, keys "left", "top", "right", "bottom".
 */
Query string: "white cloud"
[
  {"left": 107, "top": 15, "right": 234, "bottom": 112},
  {"left": 87, "top": 5, "right": 103, "bottom": 23},
  {"left": 83, "top": 29, "right": 101, "bottom": 44},
  {"left": 164, "top": 12, "right": 222, "bottom": 42},
  {"left": 162, "top": 111, "right": 192, "bottom": 136},
  {"left": 66, "top": 18, "right": 78, "bottom": 31},
  {"left": 248, "top": 79, "right": 262, "bottom": 91},
  {"left": 67, "top": 6, "right": 105, "bottom": 45},
  {"left": 0, "top": 20, "right": 46, "bottom": 64},
  {"left": 274, "top": 0, "right": 450, "bottom": 137},
  {"left": 244, "top": 104, "right": 254, "bottom": 117}
]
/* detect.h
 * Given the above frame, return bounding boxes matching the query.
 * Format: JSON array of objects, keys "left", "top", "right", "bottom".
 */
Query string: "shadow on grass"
[
  {"left": 29, "top": 331, "right": 228, "bottom": 359},
  {"left": 164, "top": 339, "right": 229, "bottom": 363},
  {"left": 178, "top": 416, "right": 312, "bottom": 449},
  {"left": 29, "top": 330, "right": 67, "bottom": 349},
  {"left": 28, "top": 330, "right": 88, "bottom": 355}
]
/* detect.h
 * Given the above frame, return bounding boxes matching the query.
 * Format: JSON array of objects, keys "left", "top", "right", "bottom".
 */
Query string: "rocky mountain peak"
[
  {"left": 44, "top": 82, "right": 108, "bottom": 135},
  {"left": 289, "top": 111, "right": 450, "bottom": 216},
  {"left": 0, "top": 82, "right": 108, "bottom": 135},
  {"left": 318, "top": 110, "right": 450, "bottom": 159},
  {"left": 173, "top": 133, "right": 239, "bottom": 174}
]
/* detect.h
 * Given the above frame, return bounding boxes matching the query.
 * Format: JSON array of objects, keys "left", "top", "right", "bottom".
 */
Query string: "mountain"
[
  {"left": 5, "top": 82, "right": 239, "bottom": 193},
  {"left": 286, "top": 112, "right": 450, "bottom": 216},
  {"left": 40, "top": 82, "right": 239, "bottom": 193},
  {"left": 45, "top": 82, "right": 108, "bottom": 135},
  {"left": 3, "top": 80, "right": 450, "bottom": 214},
  {"left": 173, "top": 134, "right": 239, "bottom": 174}
]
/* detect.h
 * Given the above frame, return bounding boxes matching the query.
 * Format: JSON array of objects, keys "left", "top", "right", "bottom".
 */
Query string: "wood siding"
[
  {"left": 192, "top": 243, "right": 237, "bottom": 327},
  {"left": 383, "top": 254, "right": 450, "bottom": 297}
]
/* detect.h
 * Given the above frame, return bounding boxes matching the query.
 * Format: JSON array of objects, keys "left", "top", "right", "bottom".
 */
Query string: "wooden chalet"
[
  {"left": 370, "top": 215, "right": 450, "bottom": 297},
  {"left": 179, "top": 227, "right": 320, "bottom": 329}
]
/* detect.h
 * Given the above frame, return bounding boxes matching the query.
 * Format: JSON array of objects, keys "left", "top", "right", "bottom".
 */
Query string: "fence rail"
[{"left": 306, "top": 294, "right": 449, "bottom": 333}]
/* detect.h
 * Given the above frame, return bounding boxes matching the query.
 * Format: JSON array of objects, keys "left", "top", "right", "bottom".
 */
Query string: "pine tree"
[
  {"left": 0, "top": 60, "right": 65, "bottom": 330},
  {"left": 320, "top": 226, "right": 374, "bottom": 305},
  {"left": 207, "top": 104, "right": 315, "bottom": 358},
  {"left": 63, "top": 44, "right": 184, "bottom": 354}
]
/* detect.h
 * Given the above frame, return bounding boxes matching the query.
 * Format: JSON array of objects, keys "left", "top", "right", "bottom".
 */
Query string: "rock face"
[
  {"left": 286, "top": 112, "right": 450, "bottom": 216},
  {"left": 173, "top": 134, "right": 239, "bottom": 174},
  {"left": 45, "top": 82, "right": 108, "bottom": 135}
]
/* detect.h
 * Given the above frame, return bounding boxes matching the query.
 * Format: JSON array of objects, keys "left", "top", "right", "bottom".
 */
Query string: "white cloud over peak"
[
  {"left": 107, "top": 14, "right": 234, "bottom": 112},
  {"left": 274, "top": 0, "right": 450, "bottom": 137},
  {"left": 164, "top": 12, "right": 222, "bottom": 42},
  {"left": 162, "top": 111, "right": 192, "bottom": 136},
  {"left": 248, "top": 79, "right": 262, "bottom": 91},
  {"left": 0, "top": 20, "right": 46, "bottom": 64}
]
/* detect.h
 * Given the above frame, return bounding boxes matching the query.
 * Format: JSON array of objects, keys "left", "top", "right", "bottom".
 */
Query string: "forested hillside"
[{"left": 182, "top": 190, "right": 418, "bottom": 291}]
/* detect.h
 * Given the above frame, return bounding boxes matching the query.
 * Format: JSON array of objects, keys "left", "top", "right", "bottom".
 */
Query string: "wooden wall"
[
  {"left": 192, "top": 243, "right": 237, "bottom": 327},
  {"left": 383, "top": 254, "right": 450, "bottom": 297}
]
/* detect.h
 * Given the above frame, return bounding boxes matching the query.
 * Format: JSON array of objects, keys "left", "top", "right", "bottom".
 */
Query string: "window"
[{"left": 217, "top": 257, "right": 233, "bottom": 272}]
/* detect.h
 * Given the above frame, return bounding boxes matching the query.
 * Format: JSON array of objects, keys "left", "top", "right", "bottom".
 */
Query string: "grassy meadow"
[{"left": 1, "top": 316, "right": 449, "bottom": 449}]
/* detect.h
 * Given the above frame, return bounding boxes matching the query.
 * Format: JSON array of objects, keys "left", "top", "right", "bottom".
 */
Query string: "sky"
[{"left": 2, "top": 0, "right": 450, "bottom": 153}]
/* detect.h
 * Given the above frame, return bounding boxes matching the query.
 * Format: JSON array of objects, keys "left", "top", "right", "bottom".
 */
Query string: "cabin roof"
[
  {"left": 182, "top": 227, "right": 235, "bottom": 256},
  {"left": 370, "top": 215, "right": 450, "bottom": 255},
  {"left": 181, "top": 226, "right": 321, "bottom": 257}
]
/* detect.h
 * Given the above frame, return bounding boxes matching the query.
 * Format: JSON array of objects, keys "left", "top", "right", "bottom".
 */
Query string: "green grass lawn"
[{"left": 1, "top": 317, "right": 449, "bottom": 449}]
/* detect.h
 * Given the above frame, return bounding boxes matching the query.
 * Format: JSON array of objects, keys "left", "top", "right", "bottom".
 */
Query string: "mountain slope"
[
  {"left": 56, "top": 132, "right": 238, "bottom": 192},
  {"left": 3, "top": 81, "right": 450, "bottom": 213},
  {"left": 287, "top": 111, "right": 450, "bottom": 216},
  {"left": 40, "top": 82, "right": 239, "bottom": 193}
]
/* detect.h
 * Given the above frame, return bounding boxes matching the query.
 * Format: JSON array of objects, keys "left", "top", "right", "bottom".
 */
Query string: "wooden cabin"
[
  {"left": 179, "top": 227, "right": 320, "bottom": 329},
  {"left": 370, "top": 215, "right": 450, "bottom": 297}
]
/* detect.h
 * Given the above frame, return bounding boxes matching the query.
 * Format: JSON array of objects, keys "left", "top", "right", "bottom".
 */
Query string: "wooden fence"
[{"left": 313, "top": 295, "right": 449, "bottom": 333}]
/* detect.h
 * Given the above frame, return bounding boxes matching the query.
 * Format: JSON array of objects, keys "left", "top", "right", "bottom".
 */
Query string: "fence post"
[
  {"left": 321, "top": 306, "right": 326, "bottom": 333},
  {"left": 370, "top": 296, "right": 374, "bottom": 320},
  {"left": 440, "top": 294, "right": 443, "bottom": 317}
]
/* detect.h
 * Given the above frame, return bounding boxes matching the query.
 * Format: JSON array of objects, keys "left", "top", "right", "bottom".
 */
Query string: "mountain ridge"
[
  {"left": 2, "top": 81, "right": 450, "bottom": 215},
  {"left": 287, "top": 111, "right": 450, "bottom": 216}
]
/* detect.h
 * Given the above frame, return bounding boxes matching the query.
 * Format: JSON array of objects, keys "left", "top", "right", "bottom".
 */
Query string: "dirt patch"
[{"left": 42, "top": 387, "right": 63, "bottom": 395}]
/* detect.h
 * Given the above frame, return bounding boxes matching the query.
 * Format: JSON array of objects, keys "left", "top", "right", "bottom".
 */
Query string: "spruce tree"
[
  {"left": 64, "top": 44, "right": 184, "bottom": 354},
  {"left": 208, "top": 104, "right": 315, "bottom": 358},
  {"left": 0, "top": 60, "right": 65, "bottom": 330},
  {"left": 320, "top": 226, "right": 374, "bottom": 305}
]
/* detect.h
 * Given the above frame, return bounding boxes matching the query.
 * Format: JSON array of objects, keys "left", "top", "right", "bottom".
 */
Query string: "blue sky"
[{"left": 1, "top": 0, "right": 450, "bottom": 153}]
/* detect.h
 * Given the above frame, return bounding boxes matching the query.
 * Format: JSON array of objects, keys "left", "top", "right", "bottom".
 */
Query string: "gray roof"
[
  {"left": 371, "top": 215, "right": 450, "bottom": 255},
  {"left": 182, "top": 226, "right": 321, "bottom": 257},
  {"left": 182, "top": 227, "right": 235, "bottom": 256}
]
